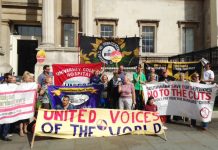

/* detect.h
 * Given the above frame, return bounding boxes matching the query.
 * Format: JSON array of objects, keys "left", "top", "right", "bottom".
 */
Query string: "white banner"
[
  {"left": 143, "top": 81, "right": 217, "bottom": 122},
  {"left": 0, "top": 83, "right": 37, "bottom": 124}
]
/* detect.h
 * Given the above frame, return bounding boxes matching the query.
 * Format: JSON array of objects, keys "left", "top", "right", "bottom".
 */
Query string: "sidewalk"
[{"left": 0, "top": 119, "right": 218, "bottom": 150}]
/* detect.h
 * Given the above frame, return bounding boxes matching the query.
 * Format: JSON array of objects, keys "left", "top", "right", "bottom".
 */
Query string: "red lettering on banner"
[
  {"left": 144, "top": 112, "right": 151, "bottom": 123},
  {"left": 152, "top": 112, "right": 160, "bottom": 121},
  {"left": 131, "top": 112, "right": 135, "bottom": 123},
  {"left": 153, "top": 90, "right": 158, "bottom": 98},
  {"left": 69, "top": 109, "right": 78, "bottom": 122},
  {"left": 164, "top": 89, "right": 170, "bottom": 96},
  {"left": 44, "top": 111, "right": 54, "bottom": 120},
  {"left": 188, "top": 91, "right": 193, "bottom": 99},
  {"left": 120, "top": 111, "right": 129, "bottom": 123},
  {"left": 206, "top": 93, "right": 211, "bottom": 100},
  {"left": 136, "top": 112, "right": 143, "bottom": 123},
  {"left": 54, "top": 111, "right": 64, "bottom": 121},
  {"left": 78, "top": 109, "right": 87, "bottom": 123},
  {"left": 110, "top": 110, "right": 120, "bottom": 123},
  {"left": 89, "top": 110, "right": 96, "bottom": 123}
]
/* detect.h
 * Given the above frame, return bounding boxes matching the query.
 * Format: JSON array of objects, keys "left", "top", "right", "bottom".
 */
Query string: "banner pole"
[{"left": 31, "top": 132, "right": 36, "bottom": 149}]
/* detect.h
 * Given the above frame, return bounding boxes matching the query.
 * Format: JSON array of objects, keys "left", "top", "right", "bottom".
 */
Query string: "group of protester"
[{"left": 0, "top": 62, "right": 215, "bottom": 141}]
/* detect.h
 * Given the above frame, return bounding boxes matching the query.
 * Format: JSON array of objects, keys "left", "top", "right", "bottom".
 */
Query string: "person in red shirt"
[{"left": 144, "top": 96, "right": 157, "bottom": 112}]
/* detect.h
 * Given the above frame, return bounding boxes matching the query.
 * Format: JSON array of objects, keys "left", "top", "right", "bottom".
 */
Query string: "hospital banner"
[
  {"left": 0, "top": 83, "right": 37, "bottom": 124},
  {"left": 52, "top": 63, "right": 102, "bottom": 86},
  {"left": 144, "top": 61, "right": 203, "bottom": 80},
  {"left": 143, "top": 81, "right": 217, "bottom": 122},
  {"left": 80, "top": 36, "right": 140, "bottom": 67},
  {"left": 34, "top": 108, "right": 164, "bottom": 139},
  {"left": 48, "top": 85, "right": 103, "bottom": 109}
]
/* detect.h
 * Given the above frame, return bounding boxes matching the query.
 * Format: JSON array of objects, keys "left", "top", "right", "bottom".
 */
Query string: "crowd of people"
[{"left": 0, "top": 62, "right": 216, "bottom": 141}]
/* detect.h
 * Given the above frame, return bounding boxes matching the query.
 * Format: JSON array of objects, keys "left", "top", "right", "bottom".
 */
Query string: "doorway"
[{"left": 17, "top": 40, "right": 38, "bottom": 76}]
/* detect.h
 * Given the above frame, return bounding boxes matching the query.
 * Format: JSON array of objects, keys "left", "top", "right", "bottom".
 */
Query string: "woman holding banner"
[{"left": 190, "top": 73, "right": 208, "bottom": 130}]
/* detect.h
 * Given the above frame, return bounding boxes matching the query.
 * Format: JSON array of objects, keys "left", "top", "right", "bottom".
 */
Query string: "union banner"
[
  {"left": 144, "top": 61, "right": 203, "bottom": 81},
  {"left": 52, "top": 63, "right": 102, "bottom": 86},
  {"left": 80, "top": 36, "right": 140, "bottom": 67},
  {"left": 34, "top": 109, "right": 164, "bottom": 139}
]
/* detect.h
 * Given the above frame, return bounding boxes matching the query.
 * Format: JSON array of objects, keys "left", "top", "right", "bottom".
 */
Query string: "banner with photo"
[
  {"left": 144, "top": 61, "right": 203, "bottom": 80},
  {"left": 80, "top": 36, "right": 140, "bottom": 67},
  {"left": 34, "top": 108, "right": 164, "bottom": 139},
  {"left": 0, "top": 83, "right": 37, "bottom": 124},
  {"left": 143, "top": 81, "right": 217, "bottom": 122},
  {"left": 48, "top": 85, "right": 103, "bottom": 109},
  {"left": 52, "top": 63, "right": 102, "bottom": 86}
]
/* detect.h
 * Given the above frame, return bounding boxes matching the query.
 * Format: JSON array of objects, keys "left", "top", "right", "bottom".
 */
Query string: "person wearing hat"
[{"left": 56, "top": 95, "right": 75, "bottom": 110}]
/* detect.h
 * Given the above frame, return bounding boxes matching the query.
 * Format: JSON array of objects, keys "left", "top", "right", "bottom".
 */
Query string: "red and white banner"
[
  {"left": 0, "top": 83, "right": 37, "bottom": 124},
  {"left": 143, "top": 81, "right": 217, "bottom": 122},
  {"left": 52, "top": 63, "right": 102, "bottom": 86}
]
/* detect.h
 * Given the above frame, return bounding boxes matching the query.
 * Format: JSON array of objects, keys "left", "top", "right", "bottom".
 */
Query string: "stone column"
[
  {"left": 82, "top": 0, "right": 93, "bottom": 36},
  {"left": 41, "top": 0, "right": 55, "bottom": 47}
]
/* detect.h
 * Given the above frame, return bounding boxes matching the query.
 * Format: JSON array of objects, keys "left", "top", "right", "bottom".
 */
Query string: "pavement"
[{"left": 0, "top": 115, "right": 218, "bottom": 150}]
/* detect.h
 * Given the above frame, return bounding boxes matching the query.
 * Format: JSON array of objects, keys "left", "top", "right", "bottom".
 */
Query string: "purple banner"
[{"left": 48, "top": 84, "right": 103, "bottom": 109}]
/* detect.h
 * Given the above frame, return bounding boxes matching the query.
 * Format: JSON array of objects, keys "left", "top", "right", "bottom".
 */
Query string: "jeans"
[{"left": 0, "top": 124, "right": 10, "bottom": 138}]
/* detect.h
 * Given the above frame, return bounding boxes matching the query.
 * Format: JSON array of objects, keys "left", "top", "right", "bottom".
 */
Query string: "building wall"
[
  {"left": 0, "top": 0, "right": 218, "bottom": 76},
  {"left": 92, "top": 0, "right": 204, "bottom": 57}
]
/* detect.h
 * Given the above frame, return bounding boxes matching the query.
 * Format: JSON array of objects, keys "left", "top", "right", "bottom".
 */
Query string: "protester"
[
  {"left": 90, "top": 69, "right": 102, "bottom": 84},
  {"left": 38, "top": 65, "right": 53, "bottom": 86},
  {"left": 133, "top": 64, "right": 146, "bottom": 110},
  {"left": 147, "top": 67, "right": 158, "bottom": 82},
  {"left": 17, "top": 71, "right": 34, "bottom": 136},
  {"left": 0, "top": 73, "right": 13, "bottom": 141},
  {"left": 108, "top": 70, "right": 122, "bottom": 109},
  {"left": 90, "top": 64, "right": 105, "bottom": 84},
  {"left": 190, "top": 73, "right": 208, "bottom": 130},
  {"left": 147, "top": 73, "right": 158, "bottom": 84},
  {"left": 144, "top": 96, "right": 157, "bottom": 112},
  {"left": 159, "top": 69, "right": 175, "bottom": 82},
  {"left": 118, "top": 76, "right": 136, "bottom": 110},
  {"left": 99, "top": 74, "right": 110, "bottom": 108},
  {"left": 39, "top": 76, "right": 53, "bottom": 109},
  {"left": 56, "top": 95, "right": 75, "bottom": 110},
  {"left": 118, "top": 65, "right": 126, "bottom": 83},
  {"left": 203, "top": 63, "right": 214, "bottom": 84}
]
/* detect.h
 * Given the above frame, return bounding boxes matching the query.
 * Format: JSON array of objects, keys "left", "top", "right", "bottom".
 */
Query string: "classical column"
[
  {"left": 41, "top": 0, "right": 55, "bottom": 47},
  {"left": 82, "top": 0, "right": 93, "bottom": 35}
]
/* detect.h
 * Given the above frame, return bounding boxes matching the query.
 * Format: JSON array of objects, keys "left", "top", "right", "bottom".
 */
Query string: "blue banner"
[{"left": 48, "top": 84, "right": 103, "bottom": 109}]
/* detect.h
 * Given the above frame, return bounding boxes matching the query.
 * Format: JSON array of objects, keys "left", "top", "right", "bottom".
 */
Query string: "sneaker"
[
  {"left": 162, "top": 126, "right": 168, "bottom": 130},
  {"left": 6, "top": 134, "right": 13, "bottom": 138}
]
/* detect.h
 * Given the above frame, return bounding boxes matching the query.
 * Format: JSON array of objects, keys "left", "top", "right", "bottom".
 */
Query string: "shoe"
[
  {"left": 202, "top": 127, "right": 208, "bottom": 131},
  {"left": 6, "top": 134, "right": 13, "bottom": 138},
  {"left": 1, "top": 137, "right": 12, "bottom": 141},
  {"left": 162, "top": 126, "right": 168, "bottom": 130},
  {"left": 189, "top": 124, "right": 193, "bottom": 128}
]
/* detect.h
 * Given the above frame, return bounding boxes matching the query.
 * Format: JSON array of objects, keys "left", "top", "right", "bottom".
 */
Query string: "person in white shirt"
[{"left": 203, "top": 63, "right": 214, "bottom": 84}]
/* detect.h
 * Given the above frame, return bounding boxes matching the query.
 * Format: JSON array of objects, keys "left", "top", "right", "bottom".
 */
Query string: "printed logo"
[
  {"left": 200, "top": 107, "right": 210, "bottom": 119},
  {"left": 96, "top": 119, "right": 108, "bottom": 131},
  {"left": 97, "top": 41, "right": 120, "bottom": 64}
]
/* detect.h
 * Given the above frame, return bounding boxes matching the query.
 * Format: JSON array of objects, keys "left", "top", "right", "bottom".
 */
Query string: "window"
[
  {"left": 100, "top": 25, "right": 114, "bottom": 37},
  {"left": 142, "top": 26, "right": 155, "bottom": 53},
  {"left": 177, "top": 21, "right": 199, "bottom": 53},
  {"left": 14, "top": 25, "right": 42, "bottom": 36},
  {"left": 95, "top": 18, "right": 118, "bottom": 37},
  {"left": 182, "top": 27, "right": 194, "bottom": 53},
  {"left": 63, "top": 23, "right": 75, "bottom": 47},
  {"left": 137, "top": 20, "right": 159, "bottom": 54}
]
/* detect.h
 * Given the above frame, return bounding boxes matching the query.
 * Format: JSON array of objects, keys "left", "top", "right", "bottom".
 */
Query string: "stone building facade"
[{"left": 0, "top": 0, "right": 218, "bottom": 76}]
